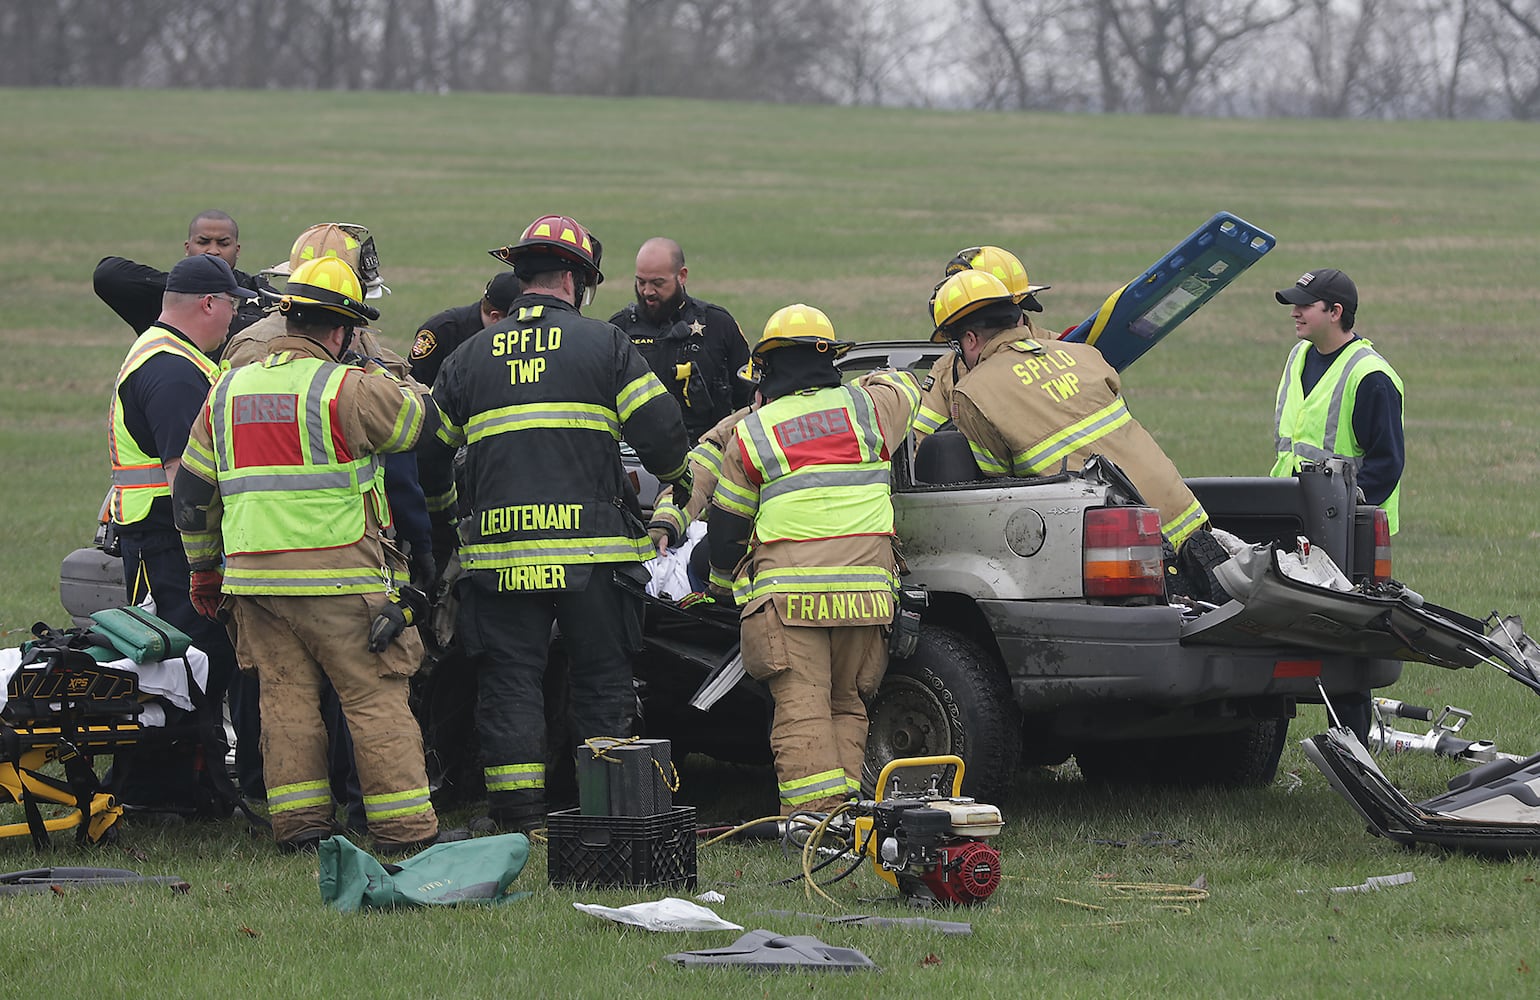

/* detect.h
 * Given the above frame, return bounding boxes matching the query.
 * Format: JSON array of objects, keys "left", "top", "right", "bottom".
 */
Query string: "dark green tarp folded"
[{"left": 319, "top": 833, "right": 531, "bottom": 912}]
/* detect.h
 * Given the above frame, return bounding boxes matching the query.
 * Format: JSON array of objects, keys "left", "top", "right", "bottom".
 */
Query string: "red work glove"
[{"left": 189, "top": 569, "right": 225, "bottom": 621}]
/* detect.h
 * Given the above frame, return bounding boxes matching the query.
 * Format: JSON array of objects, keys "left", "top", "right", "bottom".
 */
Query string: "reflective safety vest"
[
  {"left": 1271, "top": 339, "right": 1403, "bottom": 534},
  {"left": 206, "top": 352, "right": 388, "bottom": 591},
  {"left": 108, "top": 327, "right": 219, "bottom": 525},
  {"left": 727, "top": 385, "right": 898, "bottom": 605}
]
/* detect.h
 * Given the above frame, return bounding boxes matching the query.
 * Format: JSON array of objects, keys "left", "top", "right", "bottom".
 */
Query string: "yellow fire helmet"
[
  {"left": 930, "top": 269, "right": 1017, "bottom": 340},
  {"left": 278, "top": 256, "right": 380, "bottom": 324},
  {"left": 751, "top": 302, "right": 853, "bottom": 359},
  {"left": 265, "top": 222, "right": 388, "bottom": 299},
  {"left": 946, "top": 245, "right": 1048, "bottom": 312}
]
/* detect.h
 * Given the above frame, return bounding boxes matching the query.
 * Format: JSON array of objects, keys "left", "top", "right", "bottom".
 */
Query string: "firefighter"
[
  {"left": 608, "top": 237, "right": 752, "bottom": 443},
  {"left": 422, "top": 214, "right": 690, "bottom": 834},
  {"left": 220, "top": 223, "right": 426, "bottom": 825},
  {"left": 940, "top": 269, "right": 1213, "bottom": 555},
  {"left": 106, "top": 253, "right": 256, "bottom": 812},
  {"left": 913, "top": 245, "right": 1051, "bottom": 442},
  {"left": 704, "top": 304, "right": 921, "bottom": 815},
  {"left": 172, "top": 257, "right": 455, "bottom": 854}
]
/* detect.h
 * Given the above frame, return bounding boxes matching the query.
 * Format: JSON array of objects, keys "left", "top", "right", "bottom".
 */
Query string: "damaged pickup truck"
[{"left": 630, "top": 342, "right": 1528, "bottom": 803}]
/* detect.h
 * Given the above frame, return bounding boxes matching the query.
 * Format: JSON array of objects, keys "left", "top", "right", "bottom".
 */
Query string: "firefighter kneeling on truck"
[
  {"left": 704, "top": 304, "right": 920, "bottom": 815},
  {"left": 933, "top": 268, "right": 1229, "bottom": 603}
]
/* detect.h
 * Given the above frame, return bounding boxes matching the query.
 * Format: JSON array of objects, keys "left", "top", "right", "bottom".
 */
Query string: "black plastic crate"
[{"left": 547, "top": 805, "right": 697, "bottom": 889}]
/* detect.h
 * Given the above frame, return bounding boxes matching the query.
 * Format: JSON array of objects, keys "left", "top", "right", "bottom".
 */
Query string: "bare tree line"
[{"left": 2, "top": 0, "right": 1537, "bottom": 119}]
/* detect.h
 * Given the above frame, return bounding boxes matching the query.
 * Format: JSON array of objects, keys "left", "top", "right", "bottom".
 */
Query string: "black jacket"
[
  {"left": 423, "top": 294, "right": 688, "bottom": 591},
  {"left": 93, "top": 255, "right": 274, "bottom": 340},
  {"left": 609, "top": 293, "right": 751, "bottom": 443},
  {"left": 409, "top": 301, "right": 484, "bottom": 389}
]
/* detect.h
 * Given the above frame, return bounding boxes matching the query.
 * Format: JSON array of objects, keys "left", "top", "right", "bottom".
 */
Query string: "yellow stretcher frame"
[{"left": 0, "top": 746, "right": 124, "bottom": 844}]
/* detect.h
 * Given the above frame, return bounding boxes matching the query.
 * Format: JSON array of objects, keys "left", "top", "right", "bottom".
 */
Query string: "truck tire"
[
  {"left": 863, "top": 626, "right": 1020, "bottom": 803},
  {"left": 1075, "top": 717, "right": 1288, "bottom": 788}
]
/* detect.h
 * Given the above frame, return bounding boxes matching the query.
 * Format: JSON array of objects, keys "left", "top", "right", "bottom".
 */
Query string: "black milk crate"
[{"left": 547, "top": 805, "right": 697, "bottom": 889}]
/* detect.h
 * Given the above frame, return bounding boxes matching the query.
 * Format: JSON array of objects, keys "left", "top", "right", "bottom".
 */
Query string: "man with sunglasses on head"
[
  {"left": 104, "top": 254, "right": 257, "bottom": 813},
  {"left": 94, "top": 209, "right": 274, "bottom": 342}
]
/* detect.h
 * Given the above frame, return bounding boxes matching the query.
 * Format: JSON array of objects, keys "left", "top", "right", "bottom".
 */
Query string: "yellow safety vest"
[
  {"left": 726, "top": 385, "right": 897, "bottom": 605},
  {"left": 1271, "top": 339, "right": 1403, "bottom": 534},
  {"left": 108, "top": 327, "right": 219, "bottom": 526},
  {"left": 207, "top": 352, "right": 390, "bottom": 594}
]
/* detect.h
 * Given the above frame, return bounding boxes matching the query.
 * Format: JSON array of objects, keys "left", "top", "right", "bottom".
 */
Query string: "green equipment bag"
[
  {"left": 87, "top": 607, "right": 191, "bottom": 664},
  {"left": 318, "top": 834, "right": 532, "bottom": 912}
]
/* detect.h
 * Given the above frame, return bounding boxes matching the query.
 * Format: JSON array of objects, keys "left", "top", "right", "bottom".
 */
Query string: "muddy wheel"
[{"left": 863, "top": 626, "right": 1020, "bottom": 803}]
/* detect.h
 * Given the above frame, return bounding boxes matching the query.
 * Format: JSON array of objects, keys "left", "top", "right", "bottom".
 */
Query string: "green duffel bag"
[
  {"left": 318, "top": 834, "right": 531, "bottom": 912},
  {"left": 87, "top": 607, "right": 191, "bottom": 664}
]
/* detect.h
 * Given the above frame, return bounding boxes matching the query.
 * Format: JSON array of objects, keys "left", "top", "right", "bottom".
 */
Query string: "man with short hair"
[
  {"left": 1272, "top": 267, "right": 1405, "bottom": 743},
  {"left": 610, "top": 237, "right": 751, "bottom": 443},
  {"left": 409, "top": 272, "right": 521, "bottom": 388},
  {"left": 107, "top": 254, "right": 257, "bottom": 811},
  {"left": 174, "top": 256, "right": 455, "bottom": 854},
  {"left": 94, "top": 210, "right": 273, "bottom": 338},
  {"left": 424, "top": 215, "right": 690, "bottom": 834}
]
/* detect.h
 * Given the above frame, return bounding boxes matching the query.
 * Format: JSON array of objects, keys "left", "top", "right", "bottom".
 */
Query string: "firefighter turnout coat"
[
  {"left": 952, "top": 335, "right": 1208, "bottom": 550},
  {"left": 707, "top": 369, "right": 921, "bottom": 812},
  {"left": 648, "top": 404, "right": 752, "bottom": 543},
  {"left": 425, "top": 294, "right": 689, "bottom": 591},
  {"left": 176, "top": 334, "right": 440, "bottom": 846}
]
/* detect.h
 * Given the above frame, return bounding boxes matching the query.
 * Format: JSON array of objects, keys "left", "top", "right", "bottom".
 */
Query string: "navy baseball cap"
[
  {"left": 1275, "top": 268, "right": 1357, "bottom": 312},
  {"left": 167, "top": 254, "right": 259, "bottom": 299}
]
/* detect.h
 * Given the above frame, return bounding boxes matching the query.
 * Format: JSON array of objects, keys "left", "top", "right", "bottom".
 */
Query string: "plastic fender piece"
[{"left": 666, "top": 929, "right": 878, "bottom": 971}]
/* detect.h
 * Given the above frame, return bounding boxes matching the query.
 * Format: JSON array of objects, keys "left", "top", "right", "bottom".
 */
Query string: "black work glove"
[
  {"left": 666, "top": 467, "right": 693, "bottom": 508},
  {"left": 409, "top": 546, "right": 438, "bottom": 594},
  {"left": 367, "top": 586, "right": 429, "bottom": 653}
]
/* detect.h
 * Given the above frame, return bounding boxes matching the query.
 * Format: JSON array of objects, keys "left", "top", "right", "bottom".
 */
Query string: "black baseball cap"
[
  {"left": 483, "top": 271, "right": 520, "bottom": 313},
  {"left": 167, "top": 254, "right": 259, "bottom": 299},
  {"left": 1275, "top": 268, "right": 1357, "bottom": 312}
]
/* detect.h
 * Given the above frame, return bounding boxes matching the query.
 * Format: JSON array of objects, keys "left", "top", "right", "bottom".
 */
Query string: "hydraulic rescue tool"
[{"left": 1368, "top": 698, "right": 1525, "bottom": 765}]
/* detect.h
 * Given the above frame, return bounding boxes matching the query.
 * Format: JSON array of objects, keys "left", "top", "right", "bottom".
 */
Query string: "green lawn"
[{"left": 1, "top": 90, "right": 1538, "bottom": 997}]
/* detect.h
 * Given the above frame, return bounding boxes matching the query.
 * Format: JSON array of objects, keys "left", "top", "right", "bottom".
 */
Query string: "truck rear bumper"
[{"left": 977, "top": 599, "right": 1403, "bottom": 710}]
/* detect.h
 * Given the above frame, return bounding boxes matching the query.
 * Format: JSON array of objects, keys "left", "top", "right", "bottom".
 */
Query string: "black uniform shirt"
[
  {"left": 94, "top": 255, "right": 274, "bottom": 341},
  {"left": 409, "top": 301, "right": 485, "bottom": 388},
  {"left": 609, "top": 292, "right": 751, "bottom": 443},
  {"left": 116, "top": 325, "right": 213, "bottom": 533}
]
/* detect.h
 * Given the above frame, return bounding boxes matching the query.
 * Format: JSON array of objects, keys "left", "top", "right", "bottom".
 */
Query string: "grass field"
[{"left": 1, "top": 89, "right": 1539, "bottom": 997}]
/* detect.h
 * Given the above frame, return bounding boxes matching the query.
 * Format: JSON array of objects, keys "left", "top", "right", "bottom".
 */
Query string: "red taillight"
[
  {"left": 1371, "top": 508, "right": 1392, "bottom": 582},
  {"left": 1084, "top": 507, "right": 1164, "bottom": 597}
]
